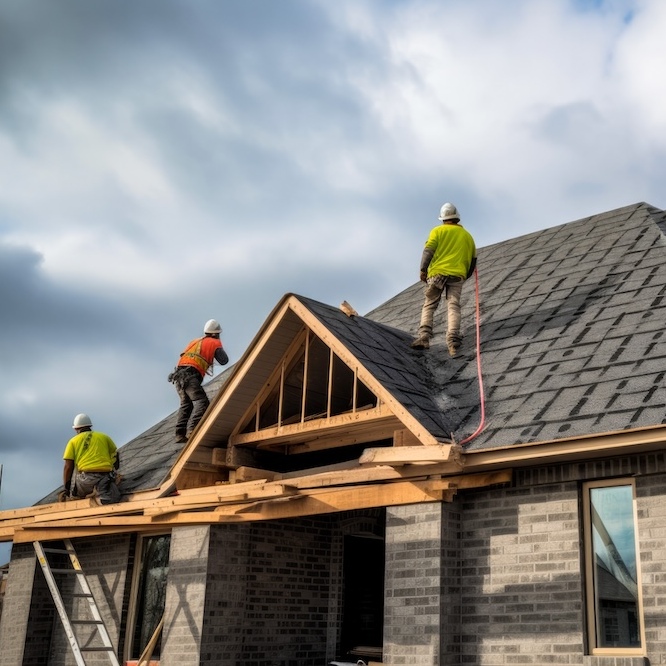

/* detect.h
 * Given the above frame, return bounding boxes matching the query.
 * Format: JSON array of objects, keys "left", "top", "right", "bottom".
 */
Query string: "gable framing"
[{"left": 165, "top": 295, "right": 447, "bottom": 494}]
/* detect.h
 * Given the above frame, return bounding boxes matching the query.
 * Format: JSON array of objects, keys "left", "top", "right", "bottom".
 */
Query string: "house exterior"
[{"left": 0, "top": 201, "right": 665, "bottom": 666}]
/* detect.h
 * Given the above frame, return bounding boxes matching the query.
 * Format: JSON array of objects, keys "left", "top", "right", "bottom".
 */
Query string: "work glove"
[
  {"left": 58, "top": 490, "right": 69, "bottom": 502},
  {"left": 419, "top": 271, "right": 427, "bottom": 283}
]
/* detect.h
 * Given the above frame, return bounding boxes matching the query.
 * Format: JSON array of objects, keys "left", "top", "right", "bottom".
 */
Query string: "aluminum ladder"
[{"left": 33, "top": 539, "right": 120, "bottom": 666}]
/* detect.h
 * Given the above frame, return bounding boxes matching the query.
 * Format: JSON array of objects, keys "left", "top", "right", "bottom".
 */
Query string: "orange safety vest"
[{"left": 177, "top": 336, "right": 222, "bottom": 377}]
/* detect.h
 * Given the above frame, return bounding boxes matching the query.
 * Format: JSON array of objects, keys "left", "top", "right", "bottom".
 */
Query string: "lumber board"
[
  {"left": 142, "top": 479, "right": 453, "bottom": 525},
  {"left": 393, "top": 428, "right": 422, "bottom": 447},
  {"left": 230, "top": 404, "right": 398, "bottom": 447},
  {"left": 177, "top": 469, "right": 226, "bottom": 490},
  {"left": 226, "top": 444, "right": 260, "bottom": 468},
  {"left": 359, "top": 444, "right": 463, "bottom": 466},
  {"left": 0, "top": 465, "right": 512, "bottom": 541},
  {"left": 12, "top": 524, "right": 169, "bottom": 544},
  {"left": 275, "top": 424, "right": 398, "bottom": 455},
  {"left": 230, "top": 467, "right": 279, "bottom": 483}
]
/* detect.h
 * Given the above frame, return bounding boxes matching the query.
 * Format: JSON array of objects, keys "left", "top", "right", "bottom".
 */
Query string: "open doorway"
[{"left": 340, "top": 534, "right": 385, "bottom": 662}]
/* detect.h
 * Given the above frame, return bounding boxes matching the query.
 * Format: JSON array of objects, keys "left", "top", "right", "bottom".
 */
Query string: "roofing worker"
[
  {"left": 411, "top": 202, "right": 477, "bottom": 356},
  {"left": 62, "top": 413, "right": 121, "bottom": 505},
  {"left": 169, "top": 319, "right": 229, "bottom": 443}
]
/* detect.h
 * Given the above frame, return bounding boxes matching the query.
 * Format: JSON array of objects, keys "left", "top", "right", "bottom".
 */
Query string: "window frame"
[
  {"left": 124, "top": 532, "right": 172, "bottom": 663},
  {"left": 582, "top": 478, "right": 646, "bottom": 656}
]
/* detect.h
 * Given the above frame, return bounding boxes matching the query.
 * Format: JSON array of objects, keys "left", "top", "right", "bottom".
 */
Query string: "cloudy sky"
[{"left": 0, "top": 0, "right": 665, "bottom": 560}]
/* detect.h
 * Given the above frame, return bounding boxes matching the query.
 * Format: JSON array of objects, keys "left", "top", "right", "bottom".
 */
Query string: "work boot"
[
  {"left": 175, "top": 432, "right": 188, "bottom": 443},
  {"left": 410, "top": 334, "right": 430, "bottom": 350},
  {"left": 446, "top": 333, "right": 462, "bottom": 358}
]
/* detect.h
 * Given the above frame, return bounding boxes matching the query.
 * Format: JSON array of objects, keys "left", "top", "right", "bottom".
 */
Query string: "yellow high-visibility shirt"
[
  {"left": 424, "top": 223, "right": 476, "bottom": 279},
  {"left": 63, "top": 431, "right": 117, "bottom": 472}
]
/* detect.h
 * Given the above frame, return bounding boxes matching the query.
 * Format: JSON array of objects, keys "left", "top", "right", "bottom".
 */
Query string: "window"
[
  {"left": 126, "top": 534, "right": 171, "bottom": 661},
  {"left": 582, "top": 480, "right": 645, "bottom": 655}
]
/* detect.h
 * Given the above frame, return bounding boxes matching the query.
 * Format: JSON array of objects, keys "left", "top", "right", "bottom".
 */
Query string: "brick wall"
[
  {"left": 0, "top": 543, "right": 43, "bottom": 666},
  {"left": 383, "top": 453, "right": 666, "bottom": 665},
  {"left": 460, "top": 480, "right": 582, "bottom": 665},
  {"left": 161, "top": 526, "right": 210, "bottom": 666},
  {"left": 199, "top": 517, "right": 336, "bottom": 666},
  {"left": 383, "top": 501, "right": 461, "bottom": 666},
  {"left": 635, "top": 471, "right": 666, "bottom": 666},
  {"left": 0, "top": 536, "right": 131, "bottom": 666}
]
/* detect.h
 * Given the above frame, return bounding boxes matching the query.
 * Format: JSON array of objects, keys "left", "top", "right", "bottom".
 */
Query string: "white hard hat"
[
  {"left": 72, "top": 413, "right": 93, "bottom": 429},
  {"left": 203, "top": 319, "right": 222, "bottom": 335},
  {"left": 438, "top": 202, "right": 460, "bottom": 221}
]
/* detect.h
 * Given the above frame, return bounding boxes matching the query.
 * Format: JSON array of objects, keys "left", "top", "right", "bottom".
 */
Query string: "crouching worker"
[{"left": 61, "top": 413, "right": 121, "bottom": 505}]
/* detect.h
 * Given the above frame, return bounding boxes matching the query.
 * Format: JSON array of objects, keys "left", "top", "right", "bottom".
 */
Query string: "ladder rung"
[
  {"left": 49, "top": 568, "right": 84, "bottom": 575},
  {"left": 42, "top": 547, "right": 70, "bottom": 555},
  {"left": 80, "top": 647, "right": 117, "bottom": 653},
  {"left": 71, "top": 619, "right": 104, "bottom": 625},
  {"left": 72, "top": 592, "right": 94, "bottom": 598}
]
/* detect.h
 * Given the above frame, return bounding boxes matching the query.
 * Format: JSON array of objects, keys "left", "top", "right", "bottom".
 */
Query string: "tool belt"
[
  {"left": 168, "top": 365, "right": 200, "bottom": 388},
  {"left": 428, "top": 274, "right": 463, "bottom": 289}
]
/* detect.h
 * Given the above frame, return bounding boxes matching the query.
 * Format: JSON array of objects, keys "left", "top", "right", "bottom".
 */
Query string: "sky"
[{"left": 0, "top": 0, "right": 665, "bottom": 561}]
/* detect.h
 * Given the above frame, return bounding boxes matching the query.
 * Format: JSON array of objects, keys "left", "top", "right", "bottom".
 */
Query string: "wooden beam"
[
  {"left": 143, "top": 479, "right": 456, "bottom": 525},
  {"left": 12, "top": 524, "right": 170, "bottom": 544},
  {"left": 229, "top": 404, "right": 398, "bottom": 447},
  {"left": 5, "top": 466, "right": 511, "bottom": 543},
  {"left": 359, "top": 444, "right": 464, "bottom": 467},
  {"left": 275, "top": 424, "right": 399, "bottom": 455},
  {"left": 229, "top": 467, "right": 278, "bottom": 483},
  {"left": 177, "top": 470, "right": 227, "bottom": 490},
  {"left": 393, "top": 429, "right": 421, "bottom": 447},
  {"left": 463, "top": 426, "right": 666, "bottom": 471},
  {"left": 226, "top": 445, "right": 261, "bottom": 468},
  {"left": 0, "top": 464, "right": 511, "bottom": 543}
]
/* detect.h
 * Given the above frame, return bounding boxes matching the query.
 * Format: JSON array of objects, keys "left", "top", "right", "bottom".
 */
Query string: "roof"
[
  {"left": 367, "top": 201, "right": 666, "bottom": 450},
  {"left": 37, "top": 201, "right": 666, "bottom": 504}
]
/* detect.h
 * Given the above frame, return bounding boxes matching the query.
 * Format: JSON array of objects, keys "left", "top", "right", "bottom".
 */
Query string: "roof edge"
[{"left": 463, "top": 424, "right": 666, "bottom": 472}]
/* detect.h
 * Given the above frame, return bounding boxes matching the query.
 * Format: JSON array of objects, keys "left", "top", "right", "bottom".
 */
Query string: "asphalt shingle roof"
[{"left": 366, "top": 201, "right": 666, "bottom": 450}]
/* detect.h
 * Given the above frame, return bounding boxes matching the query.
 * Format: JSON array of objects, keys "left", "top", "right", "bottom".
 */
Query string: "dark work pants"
[{"left": 175, "top": 367, "right": 209, "bottom": 436}]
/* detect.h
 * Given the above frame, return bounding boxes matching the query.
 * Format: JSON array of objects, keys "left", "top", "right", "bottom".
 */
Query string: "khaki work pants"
[{"left": 417, "top": 275, "right": 464, "bottom": 341}]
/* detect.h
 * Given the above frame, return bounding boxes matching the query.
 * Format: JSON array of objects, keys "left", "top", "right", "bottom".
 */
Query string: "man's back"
[{"left": 425, "top": 223, "right": 476, "bottom": 279}]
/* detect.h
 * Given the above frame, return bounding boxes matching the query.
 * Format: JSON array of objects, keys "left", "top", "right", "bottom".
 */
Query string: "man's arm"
[
  {"left": 466, "top": 257, "right": 477, "bottom": 280},
  {"left": 215, "top": 347, "right": 229, "bottom": 365},
  {"left": 63, "top": 459, "right": 75, "bottom": 491},
  {"left": 419, "top": 248, "right": 434, "bottom": 282}
]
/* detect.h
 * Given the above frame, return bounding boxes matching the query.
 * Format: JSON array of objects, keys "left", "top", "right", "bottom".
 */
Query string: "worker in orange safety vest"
[{"left": 169, "top": 319, "right": 229, "bottom": 442}]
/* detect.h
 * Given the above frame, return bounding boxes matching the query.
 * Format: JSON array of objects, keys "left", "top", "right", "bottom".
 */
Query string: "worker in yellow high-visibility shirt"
[
  {"left": 62, "top": 413, "right": 120, "bottom": 504},
  {"left": 411, "top": 203, "right": 476, "bottom": 357}
]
